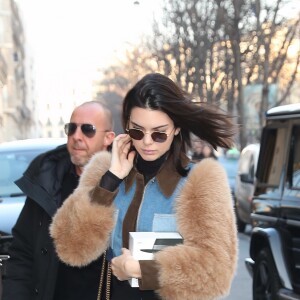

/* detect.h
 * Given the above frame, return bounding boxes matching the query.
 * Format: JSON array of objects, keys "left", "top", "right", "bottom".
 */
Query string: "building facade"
[{"left": 0, "top": 0, "right": 37, "bottom": 142}]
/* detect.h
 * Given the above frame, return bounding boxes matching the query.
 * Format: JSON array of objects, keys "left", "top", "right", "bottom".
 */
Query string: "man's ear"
[{"left": 104, "top": 131, "right": 115, "bottom": 146}]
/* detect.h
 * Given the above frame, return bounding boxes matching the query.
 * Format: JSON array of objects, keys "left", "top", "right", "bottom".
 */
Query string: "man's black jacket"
[{"left": 2, "top": 145, "right": 72, "bottom": 300}]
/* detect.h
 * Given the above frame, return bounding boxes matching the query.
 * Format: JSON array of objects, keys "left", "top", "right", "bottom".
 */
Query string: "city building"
[{"left": 0, "top": 0, "right": 37, "bottom": 142}]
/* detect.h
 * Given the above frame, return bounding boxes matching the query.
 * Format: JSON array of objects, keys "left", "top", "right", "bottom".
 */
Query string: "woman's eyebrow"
[{"left": 130, "top": 121, "right": 169, "bottom": 130}]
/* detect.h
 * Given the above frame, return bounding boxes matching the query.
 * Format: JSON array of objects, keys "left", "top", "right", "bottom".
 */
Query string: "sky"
[
  {"left": 17, "top": 0, "right": 162, "bottom": 104},
  {"left": 16, "top": 0, "right": 299, "bottom": 111}
]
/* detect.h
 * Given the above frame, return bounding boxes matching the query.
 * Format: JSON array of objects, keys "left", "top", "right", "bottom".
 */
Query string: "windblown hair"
[{"left": 122, "top": 73, "right": 238, "bottom": 176}]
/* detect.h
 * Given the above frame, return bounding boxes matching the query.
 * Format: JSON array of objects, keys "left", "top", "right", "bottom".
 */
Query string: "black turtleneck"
[
  {"left": 136, "top": 152, "right": 168, "bottom": 184},
  {"left": 100, "top": 152, "right": 169, "bottom": 191}
]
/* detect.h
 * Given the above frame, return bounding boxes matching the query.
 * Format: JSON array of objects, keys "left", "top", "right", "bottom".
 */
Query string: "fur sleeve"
[
  {"left": 49, "top": 151, "right": 115, "bottom": 266},
  {"left": 155, "top": 158, "right": 238, "bottom": 300}
]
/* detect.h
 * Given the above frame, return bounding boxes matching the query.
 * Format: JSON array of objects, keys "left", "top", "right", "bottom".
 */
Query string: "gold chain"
[
  {"left": 97, "top": 251, "right": 108, "bottom": 300},
  {"left": 96, "top": 251, "right": 112, "bottom": 300},
  {"left": 106, "top": 262, "right": 111, "bottom": 300}
]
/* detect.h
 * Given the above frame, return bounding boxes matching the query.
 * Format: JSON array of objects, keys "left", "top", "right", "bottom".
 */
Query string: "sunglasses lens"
[
  {"left": 64, "top": 123, "right": 96, "bottom": 138},
  {"left": 65, "top": 123, "right": 77, "bottom": 136},
  {"left": 128, "top": 128, "right": 168, "bottom": 143},
  {"left": 81, "top": 124, "right": 96, "bottom": 138},
  {"left": 151, "top": 132, "right": 168, "bottom": 143},
  {"left": 128, "top": 129, "right": 144, "bottom": 140}
]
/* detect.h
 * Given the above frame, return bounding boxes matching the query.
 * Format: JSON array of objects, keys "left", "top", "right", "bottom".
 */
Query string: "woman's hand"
[
  {"left": 111, "top": 248, "right": 141, "bottom": 281},
  {"left": 109, "top": 134, "right": 136, "bottom": 179}
]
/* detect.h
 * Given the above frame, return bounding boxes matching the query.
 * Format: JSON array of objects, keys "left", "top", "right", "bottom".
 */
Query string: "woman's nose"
[{"left": 142, "top": 132, "right": 153, "bottom": 144}]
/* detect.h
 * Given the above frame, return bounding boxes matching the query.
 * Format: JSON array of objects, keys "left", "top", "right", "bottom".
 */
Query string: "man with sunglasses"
[{"left": 2, "top": 101, "right": 115, "bottom": 300}]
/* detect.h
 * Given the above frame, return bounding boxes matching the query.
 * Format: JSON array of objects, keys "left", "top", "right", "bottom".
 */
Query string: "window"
[
  {"left": 0, "top": 150, "right": 41, "bottom": 197},
  {"left": 256, "top": 127, "right": 287, "bottom": 187},
  {"left": 268, "top": 128, "right": 286, "bottom": 185},
  {"left": 288, "top": 125, "right": 300, "bottom": 190}
]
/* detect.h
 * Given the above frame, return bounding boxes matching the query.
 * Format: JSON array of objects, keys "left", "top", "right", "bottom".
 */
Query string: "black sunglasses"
[
  {"left": 126, "top": 128, "right": 175, "bottom": 143},
  {"left": 64, "top": 123, "right": 97, "bottom": 138}
]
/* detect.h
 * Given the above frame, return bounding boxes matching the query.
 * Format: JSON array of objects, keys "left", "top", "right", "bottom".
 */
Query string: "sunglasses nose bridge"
[{"left": 142, "top": 131, "right": 155, "bottom": 143}]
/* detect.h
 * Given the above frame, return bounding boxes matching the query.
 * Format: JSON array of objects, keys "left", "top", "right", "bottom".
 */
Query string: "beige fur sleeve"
[
  {"left": 155, "top": 158, "right": 238, "bottom": 300},
  {"left": 49, "top": 151, "right": 115, "bottom": 266}
]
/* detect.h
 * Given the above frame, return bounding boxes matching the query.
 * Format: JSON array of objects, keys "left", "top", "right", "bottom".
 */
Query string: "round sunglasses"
[
  {"left": 126, "top": 128, "right": 175, "bottom": 143},
  {"left": 64, "top": 123, "right": 100, "bottom": 138}
]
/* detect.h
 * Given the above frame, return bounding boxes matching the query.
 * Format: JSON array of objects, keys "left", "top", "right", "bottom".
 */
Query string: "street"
[{"left": 224, "top": 226, "right": 252, "bottom": 300}]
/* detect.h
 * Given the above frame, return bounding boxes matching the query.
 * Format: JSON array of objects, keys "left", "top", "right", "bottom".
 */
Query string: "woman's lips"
[{"left": 141, "top": 149, "right": 156, "bottom": 155}]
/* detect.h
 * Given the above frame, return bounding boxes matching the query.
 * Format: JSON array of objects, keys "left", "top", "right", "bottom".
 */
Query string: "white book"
[{"left": 128, "top": 232, "right": 183, "bottom": 287}]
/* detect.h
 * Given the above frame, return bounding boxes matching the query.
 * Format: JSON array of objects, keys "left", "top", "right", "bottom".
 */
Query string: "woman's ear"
[{"left": 174, "top": 128, "right": 181, "bottom": 136}]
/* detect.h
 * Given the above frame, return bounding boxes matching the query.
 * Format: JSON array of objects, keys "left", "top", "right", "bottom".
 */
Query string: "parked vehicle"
[
  {"left": 234, "top": 143, "right": 260, "bottom": 232},
  {"left": 0, "top": 138, "right": 66, "bottom": 253},
  {"left": 245, "top": 103, "right": 300, "bottom": 300},
  {"left": 218, "top": 148, "right": 240, "bottom": 202}
]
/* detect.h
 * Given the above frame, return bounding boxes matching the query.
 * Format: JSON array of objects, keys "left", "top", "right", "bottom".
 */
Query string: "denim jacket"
[{"left": 111, "top": 157, "right": 192, "bottom": 257}]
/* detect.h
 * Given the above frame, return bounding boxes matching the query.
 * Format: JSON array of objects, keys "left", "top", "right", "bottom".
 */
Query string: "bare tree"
[
  {"left": 149, "top": 0, "right": 300, "bottom": 148},
  {"left": 150, "top": 0, "right": 234, "bottom": 106},
  {"left": 95, "top": 0, "right": 299, "bottom": 148}
]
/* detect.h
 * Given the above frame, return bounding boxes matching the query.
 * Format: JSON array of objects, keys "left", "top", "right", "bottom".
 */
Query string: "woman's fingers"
[
  {"left": 109, "top": 134, "right": 134, "bottom": 179},
  {"left": 113, "top": 134, "right": 131, "bottom": 154},
  {"left": 127, "top": 150, "right": 136, "bottom": 164}
]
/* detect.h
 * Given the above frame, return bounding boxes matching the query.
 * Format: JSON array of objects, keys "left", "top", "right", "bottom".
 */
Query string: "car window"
[
  {"left": 256, "top": 126, "right": 287, "bottom": 187},
  {"left": 292, "top": 127, "right": 300, "bottom": 189},
  {"left": 286, "top": 125, "right": 300, "bottom": 193},
  {"left": 0, "top": 149, "right": 43, "bottom": 197}
]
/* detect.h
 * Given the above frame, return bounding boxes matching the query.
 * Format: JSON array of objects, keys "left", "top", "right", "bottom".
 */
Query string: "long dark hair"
[{"left": 122, "top": 73, "right": 237, "bottom": 176}]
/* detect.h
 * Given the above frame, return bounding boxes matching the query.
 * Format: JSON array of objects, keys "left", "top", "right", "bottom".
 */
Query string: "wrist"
[
  {"left": 108, "top": 168, "right": 123, "bottom": 179},
  {"left": 125, "top": 259, "right": 141, "bottom": 279}
]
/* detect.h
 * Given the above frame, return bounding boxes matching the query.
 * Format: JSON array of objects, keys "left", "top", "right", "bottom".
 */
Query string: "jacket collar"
[{"left": 124, "top": 152, "right": 190, "bottom": 198}]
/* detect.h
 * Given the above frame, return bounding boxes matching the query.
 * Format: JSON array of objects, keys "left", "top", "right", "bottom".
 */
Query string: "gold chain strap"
[
  {"left": 96, "top": 251, "right": 106, "bottom": 300},
  {"left": 96, "top": 251, "right": 112, "bottom": 300},
  {"left": 106, "top": 262, "right": 111, "bottom": 300}
]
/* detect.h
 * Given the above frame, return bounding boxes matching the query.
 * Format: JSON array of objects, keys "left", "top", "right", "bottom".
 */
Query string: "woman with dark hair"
[{"left": 50, "top": 73, "right": 238, "bottom": 300}]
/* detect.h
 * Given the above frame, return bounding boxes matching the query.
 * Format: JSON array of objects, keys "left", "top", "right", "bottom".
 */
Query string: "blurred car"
[
  {"left": 234, "top": 143, "right": 260, "bottom": 232},
  {"left": 218, "top": 148, "right": 240, "bottom": 197},
  {"left": 0, "top": 138, "right": 66, "bottom": 242}
]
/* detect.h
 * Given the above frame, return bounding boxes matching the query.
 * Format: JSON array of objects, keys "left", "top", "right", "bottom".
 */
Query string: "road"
[{"left": 224, "top": 225, "right": 252, "bottom": 300}]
